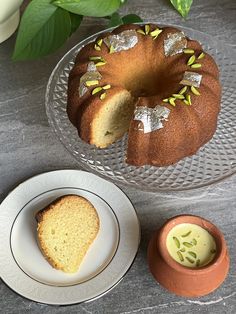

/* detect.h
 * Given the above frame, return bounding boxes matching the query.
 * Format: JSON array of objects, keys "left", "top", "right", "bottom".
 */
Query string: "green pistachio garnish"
[
  {"left": 150, "top": 28, "right": 163, "bottom": 38},
  {"left": 92, "top": 87, "right": 102, "bottom": 95},
  {"left": 85, "top": 80, "right": 99, "bottom": 87},
  {"left": 172, "top": 94, "right": 185, "bottom": 99},
  {"left": 97, "top": 38, "right": 103, "bottom": 47},
  {"left": 184, "top": 99, "right": 190, "bottom": 106},
  {"left": 177, "top": 251, "right": 184, "bottom": 262},
  {"left": 173, "top": 236, "right": 180, "bottom": 248},
  {"left": 89, "top": 56, "right": 102, "bottom": 61},
  {"left": 145, "top": 24, "right": 150, "bottom": 35},
  {"left": 179, "top": 86, "right": 188, "bottom": 95},
  {"left": 198, "top": 52, "right": 205, "bottom": 59},
  {"left": 188, "top": 251, "right": 197, "bottom": 259},
  {"left": 187, "top": 55, "right": 196, "bottom": 66},
  {"left": 137, "top": 29, "right": 145, "bottom": 35},
  {"left": 95, "top": 61, "right": 106, "bottom": 67},
  {"left": 183, "top": 48, "right": 195, "bottom": 54},
  {"left": 181, "top": 231, "right": 192, "bottom": 237},
  {"left": 109, "top": 45, "right": 115, "bottom": 54},
  {"left": 191, "top": 63, "right": 202, "bottom": 69},
  {"left": 162, "top": 98, "right": 169, "bottom": 103},
  {"left": 102, "top": 84, "right": 111, "bottom": 90},
  {"left": 186, "top": 256, "right": 194, "bottom": 264},
  {"left": 186, "top": 94, "right": 192, "bottom": 105},
  {"left": 100, "top": 92, "right": 106, "bottom": 100},
  {"left": 192, "top": 238, "right": 197, "bottom": 245},
  {"left": 169, "top": 97, "right": 176, "bottom": 107},
  {"left": 180, "top": 247, "right": 186, "bottom": 252},
  {"left": 94, "top": 44, "right": 101, "bottom": 51},
  {"left": 183, "top": 241, "right": 193, "bottom": 248},
  {"left": 191, "top": 86, "right": 201, "bottom": 96}
]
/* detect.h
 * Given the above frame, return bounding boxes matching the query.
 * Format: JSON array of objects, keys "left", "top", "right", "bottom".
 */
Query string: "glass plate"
[{"left": 45, "top": 24, "right": 236, "bottom": 192}]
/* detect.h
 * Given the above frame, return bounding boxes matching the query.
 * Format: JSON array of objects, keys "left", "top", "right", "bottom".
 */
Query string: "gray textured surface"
[{"left": 0, "top": 0, "right": 236, "bottom": 313}]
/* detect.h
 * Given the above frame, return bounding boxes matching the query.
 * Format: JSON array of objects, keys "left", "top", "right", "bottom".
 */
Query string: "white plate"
[{"left": 0, "top": 170, "right": 140, "bottom": 305}]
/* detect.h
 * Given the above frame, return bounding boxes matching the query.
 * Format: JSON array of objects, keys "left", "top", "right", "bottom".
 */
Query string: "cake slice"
[{"left": 36, "top": 195, "right": 100, "bottom": 273}]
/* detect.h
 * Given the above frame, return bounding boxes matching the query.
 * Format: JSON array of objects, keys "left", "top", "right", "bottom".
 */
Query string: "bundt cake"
[{"left": 67, "top": 23, "right": 221, "bottom": 166}]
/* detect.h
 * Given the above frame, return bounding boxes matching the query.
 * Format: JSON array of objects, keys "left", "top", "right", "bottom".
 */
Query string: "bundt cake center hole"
[{"left": 124, "top": 70, "right": 171, "bottom": 97}]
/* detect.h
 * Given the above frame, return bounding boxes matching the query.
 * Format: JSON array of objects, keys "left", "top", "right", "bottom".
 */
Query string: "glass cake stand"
[{"left": 45, "top": 24, "right": 236, "bottom": 192}]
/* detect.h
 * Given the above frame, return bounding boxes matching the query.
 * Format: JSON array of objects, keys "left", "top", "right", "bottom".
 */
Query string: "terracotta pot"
[{"left": 147, "top": 215, "right": 230, "bottom": 297}]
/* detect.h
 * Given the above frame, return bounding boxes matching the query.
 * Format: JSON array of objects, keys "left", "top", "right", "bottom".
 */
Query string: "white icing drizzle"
[
  {"left": 180, "top": 71, "right": 202, "bottom": 88},
  {"left": 79, "top": 62, "right": 102, "bottom": 97},
  {"left": 134, "top": 105, "right": 170, "bottom": 133},
  {"left": 103, "top": 30, "right": 138, "bottom": 52},
  {"left": 164, "top": 32, "right": 187, "bottom": 56}
]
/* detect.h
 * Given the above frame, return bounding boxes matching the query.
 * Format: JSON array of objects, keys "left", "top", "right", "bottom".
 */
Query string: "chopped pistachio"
[
  {"left": 169, "top": 97, "right": 176, "bottom": 107},
  {"left": 109, "top": 45, "right": 115, "bottom": 54},
  {"left": 89, "top": 56, "right": 102, "bottom": 61},
  {"left": 172, "top": 94, "right": 185, "bottom": 99},
  {"left": 191, "top": 86, "right": 201, "bottom": 96},
  {"left": 92, "top": 87, "right": 102, "bottom": 95},
  {"left": 97, "top": 38, "right": 103, "bottom": 47},
  {"left": 179, "top": 86, "right": 188, "bottom": 94},
  {"left": 177, "top": 251, "right": 184, "bottom": 262},
  {"left": 85, "top": 80, "right": 99, "bottom": 87},
  {"left": 188, "top": 251, "right": 197, "bottom": 259},
  {"left": 191, "top": 63, "right": 202, "bottom": 69},
  {"left": 183, "top": 241, "right": 193, "bottom": 248},
  {"left": 184, "top": 99, "right": 190, "bottom": 105},
  {"left": 187, "top": 55, "right": 196, "bottom": 66},
  {"left": 137, "top": 29, "right": 145, "bottom": 35},
  {"left": 150, "top": 28, "right": 163, "bottom": 37},
  {"left": 94, "top": 44, "right": 101, "bottom": 51},
  {"left": 192, "top": 238, "right": 197, "bottom": 245},
  {"left": 145, "top": 24, "right": 150, "bottom": 35},
  {"left": 186, "top": 94, "right": 192, "bottom": 105},
  {"left": 198, "top": 52, "right": 205, "bottom": 59},
  {"left": 100, "top": 92, "right": 106, "bottom": 100},
  {"left": 186, "top": 256, "right": 194, "bottom": 264},
  {"left": 173, "top": 236, "right": 180, "bottom": 248},
  {"left": 162, "top": 98, "right": 169, "bottom": 103},
  {"left": 181, "top": 231, "right": 192, "bottom": 237},
  {"left": 95, "top": 61, "right": 106, "bottom": 67},
  {"left": 183, "top": 48, "right": 195, "bottom": 54},
  {"left": 102, "top": 84, "right": 111, "bottom": 90}
]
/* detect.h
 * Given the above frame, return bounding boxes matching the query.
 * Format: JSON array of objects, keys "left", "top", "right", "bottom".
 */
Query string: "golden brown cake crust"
[{"left": 67, "top": 23, "right": 221, "bottom": 167}]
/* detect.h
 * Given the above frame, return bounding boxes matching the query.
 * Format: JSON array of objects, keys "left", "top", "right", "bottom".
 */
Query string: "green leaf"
[
  {"left": 122, "top": 14, "right": 143, "bottom": 24},
  {"left": 108, "top": 12, "right": 123, "bottom": 27},
  {"left": 170, "top": 0, "right": 193, "bottom": 18},
  {"left": 108, "top": 13, "right": 143, "bottom": 28},
  {"left": 53, "top": 0, "right": 121, "bottom": 17},
  {"left": 69, "top": 13, "right": 83, "bottom": 35},
  {"left": 12, "top": 0, "right": 71, "bottom": 60}
]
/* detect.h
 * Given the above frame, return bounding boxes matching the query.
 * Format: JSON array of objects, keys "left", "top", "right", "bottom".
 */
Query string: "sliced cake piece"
[{"left": 36, "top": 195, "right": 100, "bottom": 273}]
